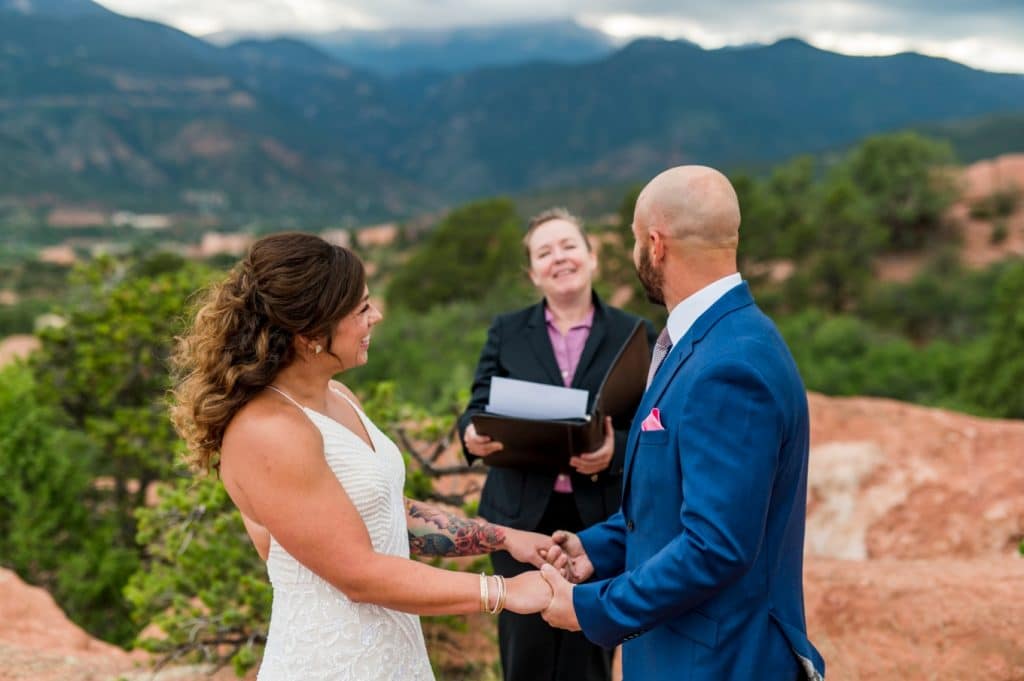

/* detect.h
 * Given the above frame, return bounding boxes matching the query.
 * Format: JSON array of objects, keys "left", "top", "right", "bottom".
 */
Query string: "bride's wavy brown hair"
[{"left": 171, "top": 232, "right": 366, "bottom": 472}]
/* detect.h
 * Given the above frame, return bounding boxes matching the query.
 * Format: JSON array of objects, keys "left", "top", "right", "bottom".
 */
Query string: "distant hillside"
[
  {"left": 917, "top": 112, "right": 1024, "bottom": 163},
  {"left": 372, "top": 38, "right": 1024, "bottom": 196},
  {"left": 214, "top": 20, "right": 616, "bottom": 75},
  {"left": 0, "top": 1, "right": 439, "bottom": 219},
  {"left": 2, "top": 3, "right": 1024, "bottom": 220}
]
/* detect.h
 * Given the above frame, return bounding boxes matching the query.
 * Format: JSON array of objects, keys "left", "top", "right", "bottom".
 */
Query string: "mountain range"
[
  {"left": 209, "top": 19, "right": 617, "bottom": 76},
  {"left": 2, "top": 0, "right": 1024, "bottom": 221}
]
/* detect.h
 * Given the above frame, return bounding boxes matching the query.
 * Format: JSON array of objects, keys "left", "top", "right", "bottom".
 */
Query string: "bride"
[{"left": 171, "top": 232, "right": 558, "bottom": 680}]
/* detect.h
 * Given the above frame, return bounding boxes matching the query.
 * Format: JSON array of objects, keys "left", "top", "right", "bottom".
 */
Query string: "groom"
[{"left": 539, "top": 166, "right": 825, "bottom": 680}]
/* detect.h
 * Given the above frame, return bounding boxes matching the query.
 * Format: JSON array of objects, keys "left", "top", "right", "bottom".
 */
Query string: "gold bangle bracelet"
[
  {"left": 479, "top": 573, "right": 489, "bottom": 613},
  {"left": 489, "top": 574, "right": 506, "bottom": 615},
  {"left": 497, "top": 575, "right": 508, "bottom": 614}
]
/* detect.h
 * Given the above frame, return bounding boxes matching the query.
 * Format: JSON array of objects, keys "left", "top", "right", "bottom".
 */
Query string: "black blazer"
[{"left": 458, "top": 292, "right": 658, "bottom": 531}]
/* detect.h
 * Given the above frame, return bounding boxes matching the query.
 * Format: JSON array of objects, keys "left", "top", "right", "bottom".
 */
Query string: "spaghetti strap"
[
  {"left": 328, "top": 384, "right": 361, "bottom": 413},
  {"left": 266, "top": 385, "right": 306, "bottom": 411}
]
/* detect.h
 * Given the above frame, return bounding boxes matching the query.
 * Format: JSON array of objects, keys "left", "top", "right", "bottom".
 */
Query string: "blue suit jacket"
[{"left": 574, "top": 284, "right": 825, "bottom": 681}]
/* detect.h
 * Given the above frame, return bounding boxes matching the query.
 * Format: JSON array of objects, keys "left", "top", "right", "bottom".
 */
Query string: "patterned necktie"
[{"left": 646, "top": 327, "right": 673, "bottom": 389}]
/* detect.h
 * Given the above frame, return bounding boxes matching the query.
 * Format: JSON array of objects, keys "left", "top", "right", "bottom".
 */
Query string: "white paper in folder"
[{"left": 485, "top": 376, "right": 589, "bottom": 421}]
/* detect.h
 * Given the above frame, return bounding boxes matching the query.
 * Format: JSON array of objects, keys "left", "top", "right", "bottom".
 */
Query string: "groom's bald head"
[
  {"left": 631, "top": 165, "right": 741, "bottom": 308},
  {"left": 634, "top": 165, "right": 741, "bottom": 250}
]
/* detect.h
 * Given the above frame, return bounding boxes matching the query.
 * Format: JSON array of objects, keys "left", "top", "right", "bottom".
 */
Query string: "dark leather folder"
[{"left": 471, "top": 321, "right": 651, "bottom": 470}]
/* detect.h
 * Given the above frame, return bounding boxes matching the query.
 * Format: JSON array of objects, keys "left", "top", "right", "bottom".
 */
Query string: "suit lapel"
[
  {"left": 621, "top": 284, "right": 756, "bottom": 502},
  {"left": 525, "top": 302, "right": 564, "bottom": 386},
  {"left": 621, "top": 338, "right": 695, "bottom": 490}
]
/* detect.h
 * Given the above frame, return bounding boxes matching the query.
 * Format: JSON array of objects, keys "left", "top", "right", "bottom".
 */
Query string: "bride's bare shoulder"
[{"left": 223, "top": 392, "right": 320, "bottom": 463}]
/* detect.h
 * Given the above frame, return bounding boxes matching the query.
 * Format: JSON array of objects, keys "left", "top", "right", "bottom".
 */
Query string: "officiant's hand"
[
  {"left": 505, "top": 571, "right": 553, "bottom": 615},
  {"left": 544, "top": 530, "right": 594, "bottom": 583},
  {"left": 569, "top": 416, "right": 613, "bottom": 475},
  {"left": 502, "top": 527, "right": 553, "bottom": 568},
  {"left": 464, "top": 423, "right": 504, "bottom": 457},
  {"left": 540, "top": 564, "right": 580, "bottom": 631}
]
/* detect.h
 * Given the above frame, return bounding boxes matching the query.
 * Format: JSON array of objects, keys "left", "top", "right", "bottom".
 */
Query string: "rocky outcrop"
[
  {"left": 804, "top": 393, "right": 1024, "bottom": 681},
  {"left": 0, "top": 570, "right": 250, "bottom": 680},
  {"left": 805, "top": 558, "right": 1024, "bottom": 681},
  {"left": 954, "top": 153, "right": 1024, "bottom": 268},
  {"left": 0, "top": 335, "right": 40, "bottom": 368},
  {"left": 806, "top": 393, "right": 1024, "bottom": 561}
]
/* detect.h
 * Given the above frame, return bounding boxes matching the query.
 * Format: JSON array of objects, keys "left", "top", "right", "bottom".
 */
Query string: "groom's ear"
[{"left": 649, "top": 229, "right": 669, "bottom": 263}]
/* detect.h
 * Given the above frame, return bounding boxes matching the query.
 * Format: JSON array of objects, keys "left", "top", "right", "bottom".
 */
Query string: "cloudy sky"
[{"left": 94, "top": 0, "right": 1024, "bottom": 74}]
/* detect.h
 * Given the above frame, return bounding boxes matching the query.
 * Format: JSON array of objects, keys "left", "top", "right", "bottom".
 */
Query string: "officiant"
[{"left": 458, "top": 208, "right": 657, "bottom": 681}]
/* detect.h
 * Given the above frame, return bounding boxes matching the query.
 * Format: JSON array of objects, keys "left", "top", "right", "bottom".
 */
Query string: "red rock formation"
[
  {"left": 804, "top": 393, "right": 1024, "bottom": 681},
  {"left": 805, "top": 559, "right": 1024, "bottom": 681},
  {"left": 0, "top": 335, "right": 40, "bottom": 368},
  {"left": 952, "top": 153, "right": 1024, "bottom": 268},
  {"left": 0, "top": 570, "right": 251, "bottom": 680}
]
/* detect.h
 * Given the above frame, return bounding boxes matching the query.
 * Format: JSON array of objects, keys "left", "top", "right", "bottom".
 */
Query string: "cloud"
[
  {"left": 93, "top": 0, "right": 1024, "bottom": 72},
  {"left": 98, "top": 0, "right": 381, "bottom": 34}
]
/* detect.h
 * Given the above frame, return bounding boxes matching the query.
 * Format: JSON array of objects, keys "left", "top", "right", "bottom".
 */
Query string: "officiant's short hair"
[{"left": 523, "top": 207, "right": 590, "bottom": 259}]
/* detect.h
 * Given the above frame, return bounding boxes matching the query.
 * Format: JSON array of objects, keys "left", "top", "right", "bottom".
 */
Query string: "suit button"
[{"left": 626, "top": 520, "right": 635, "bottom": 532}]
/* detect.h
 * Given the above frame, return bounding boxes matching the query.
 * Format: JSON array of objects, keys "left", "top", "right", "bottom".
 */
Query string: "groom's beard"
[{"left": 637, "top": 247, "right": 665, "bottom": 305}]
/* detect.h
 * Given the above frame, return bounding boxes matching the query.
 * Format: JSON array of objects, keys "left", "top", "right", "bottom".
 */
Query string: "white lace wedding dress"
[{"left": 257, "top": 387, "right": 435, "bottom": 681}]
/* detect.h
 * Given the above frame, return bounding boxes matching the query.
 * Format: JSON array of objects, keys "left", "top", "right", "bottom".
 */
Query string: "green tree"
[
  {"left": 778, "top": 311, "right": 967, "bottom": 406},
  {"left": 969, "top": 188, "right": 1019, "bottom": 220},
  {"left": 27, "top": 254, "right": 217, "bottom": 643},
  {"left": 0, "top": 297, "right": 51, "bottom": 335},
  {"left": 959, "top": 262, "right": 1024, "bottom": 418},
  {"left": 732, "top": 172, "right": 775, "bottom": 266},
  {"left": 844, "top": 132, "right": 957, "bottom": 250},
  {"left": 593, "top": 185, "right": 665, "bottom": 323},
  {"left": 733, "top": 156, "right": 820, "bottom": 267},
  {"left": 33, "top": 257, "right": 215, "bottom": 542},
  {"left": 767, "top": 155, "right": 820, "bottom": 260},
  {"left": 859, "top": 250, "right": 1002, "bottom": 343},
  {"left": 126, "top": 474, "right": 272, "bottom": 676},
  {"left": 0, "top": 361, "right": 140, "bottom": 640},
  {"left": 0, "top": 362, "right": 92, "bottom": 587},
  {"left": 789, "top": 173, "right": 887, "bottom": 313},
  {"left": 386, "top": 198, "right": 528, "bottom": 311}
]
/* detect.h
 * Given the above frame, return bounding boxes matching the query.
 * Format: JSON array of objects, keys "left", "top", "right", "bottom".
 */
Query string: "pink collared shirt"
[
  {"left": 545, "top": 305, "right": 595, "bottom": 492},
  {"left": 545, "top": 305, "right": 594, "bottom": 388}
]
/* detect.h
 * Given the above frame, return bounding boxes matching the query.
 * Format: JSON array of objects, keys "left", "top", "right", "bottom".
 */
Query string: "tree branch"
[{"left": 395, "top": 424, "right": 478, "bottom": 477}]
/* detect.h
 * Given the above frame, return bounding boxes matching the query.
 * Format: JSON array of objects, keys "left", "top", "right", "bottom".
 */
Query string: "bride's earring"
[{"left": 314, "top": 344, "right": 323, "bottom": 356}]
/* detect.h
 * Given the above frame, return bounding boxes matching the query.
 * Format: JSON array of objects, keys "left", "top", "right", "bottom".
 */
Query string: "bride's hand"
[
  {"left": 503, "top": 571, "right": 553, "bottom": 615},
  {"left": 502, "top": 527, "right": 553, "bottom": 568}
]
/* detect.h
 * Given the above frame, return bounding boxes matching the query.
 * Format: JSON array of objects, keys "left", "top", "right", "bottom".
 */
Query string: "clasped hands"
[
  {"left": 469, "top": 418, "right": 614, "bottom": 630},
  {"left": 502, "top": 527, "right": 595, "bottom": 631}
]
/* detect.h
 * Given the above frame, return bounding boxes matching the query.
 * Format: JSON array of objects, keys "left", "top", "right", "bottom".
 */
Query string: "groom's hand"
[
  {"left": 540, "top": 564, "right": 580, "bottom": 631},
  {"left": 544, "top": 530, "right": 594, "bottom": 583}
]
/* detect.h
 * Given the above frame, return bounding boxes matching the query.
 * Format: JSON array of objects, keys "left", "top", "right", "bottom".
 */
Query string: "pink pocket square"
[{"left": 640, "top": 407, "right": 664, "bottom": 431}]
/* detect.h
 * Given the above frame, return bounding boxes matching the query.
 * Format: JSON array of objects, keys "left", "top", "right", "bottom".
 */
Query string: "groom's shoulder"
[{"left": 712, "top": 299, "right": 781, "bottom": 338}]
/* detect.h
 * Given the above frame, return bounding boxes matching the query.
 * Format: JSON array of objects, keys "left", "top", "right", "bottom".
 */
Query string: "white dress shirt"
[{"left": 665, "top": 273, "right": 744, "bottom": 346}]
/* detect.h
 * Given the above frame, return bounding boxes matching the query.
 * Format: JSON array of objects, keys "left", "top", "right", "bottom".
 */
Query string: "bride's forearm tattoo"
[{"left": 405, "top": 499, "right": 506, "bottom": 557}]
